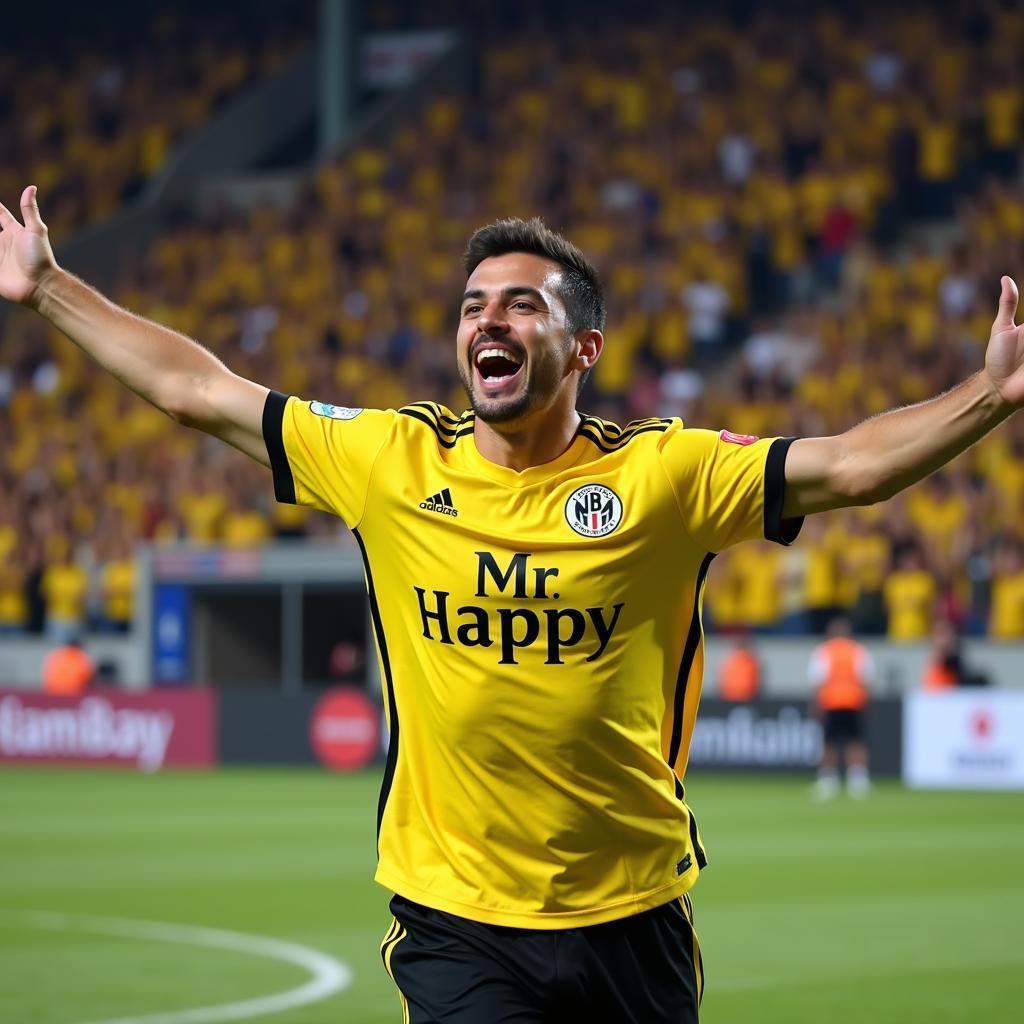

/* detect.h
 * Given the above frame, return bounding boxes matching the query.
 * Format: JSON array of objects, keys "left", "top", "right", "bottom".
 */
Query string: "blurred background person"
[
  {"left": 40, "top": 536, "right": 88, "bottom": 643},
  {"left": 883, "top": 543, "right": 938, "bottom": 643},
  {"left": 0, "top": 547, "right": 29, "bottom": 634},
  {"left": 922, "top": 617, "right": 989, "bottom": 690},
  {"left": 718, "top": 633, "right": 762, "bottom": 702},
  {"left": 809, "top": 616, "right": 874, "bottom": 800},
  {"left": 94, "top": 531, "right": 136, "bottom": 633},
  {"left": 989, "top": 535, "right": 1024, "bottom": 641},
  {"left": 922, "top": 618, "right": 963, "bottom": 690},
  {"left": 41, "top": 634, "right": 95, "bottom": 696}
]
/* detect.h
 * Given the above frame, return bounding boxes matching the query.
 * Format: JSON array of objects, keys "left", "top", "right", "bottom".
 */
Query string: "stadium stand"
[
  {"left": 0, "top": 3, "right": 310, "bottom": 238},
  {"left": 2, "top": 1, "right": 1024, "bottom": 639}
]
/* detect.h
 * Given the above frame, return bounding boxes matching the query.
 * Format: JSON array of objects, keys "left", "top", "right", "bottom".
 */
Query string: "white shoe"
[
  {"left": 812, "top": 775, "right": 839, "bottom": 801},
  {"left": 847, "top": 773, "right": 871, "bottom": 799}
]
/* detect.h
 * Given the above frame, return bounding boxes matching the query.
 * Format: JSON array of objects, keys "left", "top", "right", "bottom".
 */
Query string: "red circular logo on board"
[
  {"left": 309, "top": 687, "right": 379, "bottom": 771},
  {"left": 969, "top": 709, "right": 994, "bottom": 742}
]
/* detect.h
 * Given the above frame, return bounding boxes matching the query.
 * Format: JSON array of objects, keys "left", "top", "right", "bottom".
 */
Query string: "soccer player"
[{"left": 3, "top": 186, "right": 1023, "bottom": 1022}]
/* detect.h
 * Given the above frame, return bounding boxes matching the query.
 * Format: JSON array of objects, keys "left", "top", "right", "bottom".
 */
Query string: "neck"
[{"left": 472, "top": 402, "right": 582, "bottom": 472}]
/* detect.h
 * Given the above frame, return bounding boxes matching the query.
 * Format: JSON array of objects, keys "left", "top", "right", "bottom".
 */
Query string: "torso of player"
[
  {"left": 358, "top": 406, "right": 706, "bottom": 926},
  {"left": 269, "top": 395, "right": 790, "bottom": 928}
]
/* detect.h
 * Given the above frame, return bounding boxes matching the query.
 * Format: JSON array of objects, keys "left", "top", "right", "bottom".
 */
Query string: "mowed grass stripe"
[
  {"left": 689, "top": 777, "right": 1024, "bottom": 1022},
  {"left": 1, "top": 768, "right": 390, "bottom": 1024},
  {"left": 712, "top": 962, "right": 1023, "bottom": 1024},
  {"left": 1, "top": 769, "right": 1022, "bottom": 1024},
  {"left": 700, "top": 889, "right": 1024, "bottom": 980},
  {"left": 0, "top": 930, "right": 307, "bottom": 1024}
]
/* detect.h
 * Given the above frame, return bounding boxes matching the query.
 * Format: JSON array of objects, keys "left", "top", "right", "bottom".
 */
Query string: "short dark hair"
[{"left": 463, "top": 217, "right": 605, "bottom": 392}]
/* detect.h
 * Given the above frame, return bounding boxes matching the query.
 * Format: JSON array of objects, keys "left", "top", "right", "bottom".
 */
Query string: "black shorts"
[
  {"left": 381, "top": 892, "right": 703, "bottom": 1023},
  {"left": 823, "top": 708, "right": 865, "bottom": 743}
]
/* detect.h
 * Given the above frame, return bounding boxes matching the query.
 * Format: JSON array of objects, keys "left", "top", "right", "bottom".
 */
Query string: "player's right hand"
[{"left": 0, "top": 186, "right": 59, "bottom": 307}]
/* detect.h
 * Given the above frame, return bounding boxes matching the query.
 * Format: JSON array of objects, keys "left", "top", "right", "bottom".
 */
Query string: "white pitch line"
[{"left": 6, "top": 910, "right": 352, "bottom": 1024}]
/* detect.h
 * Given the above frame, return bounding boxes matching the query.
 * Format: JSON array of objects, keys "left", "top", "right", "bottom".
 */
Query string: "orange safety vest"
[
  {"left": 720, "top": 649, "right": 761, "bottom": 701},
  {"left": 816, "top": 637, "right": 869, "bottom": 711},
  {"left": 922, "top": 661, "right": 957, "bottom": 690},
  {"left": 42, "top": 646, "right": 94, "bottom": 696}
]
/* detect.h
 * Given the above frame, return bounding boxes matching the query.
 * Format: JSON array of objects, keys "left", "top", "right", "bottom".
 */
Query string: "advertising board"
[
  {"left": 218, "top": 687, "right": 381, "bottom": 770},
  {"left": 0, "top": 688, "right": 216, "bottom": 770},
  {"left": 903, "top": 691, "right": 1024, "bottom": 790},
  {"left": 689, "top": 699, "right": 902, "bottom": 776}
]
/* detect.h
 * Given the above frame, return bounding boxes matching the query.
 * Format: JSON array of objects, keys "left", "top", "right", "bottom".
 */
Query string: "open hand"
[
  {"left": 987, "top": 276, "right": 1024, "bottom": 409},
  {"left": 0, "top": 186, "right": 58, "bottom": 307}
]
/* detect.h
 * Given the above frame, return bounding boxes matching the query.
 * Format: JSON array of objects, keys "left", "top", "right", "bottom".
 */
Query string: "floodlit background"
[{"left": 1, "top": 1, "right": 1023, "bottom": 1022}]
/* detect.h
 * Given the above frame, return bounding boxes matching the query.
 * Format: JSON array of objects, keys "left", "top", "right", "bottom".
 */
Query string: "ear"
[{"left": 574, "top": 329, "right": 604, "bottom": 373}]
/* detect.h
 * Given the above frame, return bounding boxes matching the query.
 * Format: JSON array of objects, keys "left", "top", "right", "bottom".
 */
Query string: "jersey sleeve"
[
  {"left": 658, "top": 425, "right": 803, "bottom": 552},
  {"left": 261, "top": 391, "right": 396, "bottom": 528}
]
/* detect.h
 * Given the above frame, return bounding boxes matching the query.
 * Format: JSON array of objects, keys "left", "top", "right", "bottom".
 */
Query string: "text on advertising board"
[{"left": 0, "top": 689, "right": 216, "bottom": 771}]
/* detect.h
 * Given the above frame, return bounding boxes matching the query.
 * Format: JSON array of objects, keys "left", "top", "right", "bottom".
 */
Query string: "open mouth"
[{"left": 473, "top": 346, "right": 525, "bottom": 391}]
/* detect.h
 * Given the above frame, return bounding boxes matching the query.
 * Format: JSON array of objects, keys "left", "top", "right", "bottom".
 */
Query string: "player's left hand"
[{"left": 986, "top": 276, "right": 1024, "bottom": 409}]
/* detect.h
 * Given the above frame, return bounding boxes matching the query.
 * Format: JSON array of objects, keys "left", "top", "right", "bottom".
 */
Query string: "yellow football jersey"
[{"left": 264, "top": 394, "right": 800, "bottom": 928}]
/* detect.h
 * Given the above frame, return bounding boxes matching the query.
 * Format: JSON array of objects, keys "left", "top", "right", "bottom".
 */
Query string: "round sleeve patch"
[{"left": 310, "top": 401, "right": 363, "bottom": 420}]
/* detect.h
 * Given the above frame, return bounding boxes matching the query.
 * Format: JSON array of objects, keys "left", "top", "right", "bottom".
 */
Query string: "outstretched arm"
[
  {"left": 0, "top": 186, "right": 270, "bottom": 465},
  {"left": 783, "top": 276, "right": 1022, "bottom": 517}
]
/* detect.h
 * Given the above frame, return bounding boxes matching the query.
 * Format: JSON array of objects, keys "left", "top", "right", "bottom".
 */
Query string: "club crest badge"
[{"left": 565, "top": 484, "right": 623, "bottom": 538}]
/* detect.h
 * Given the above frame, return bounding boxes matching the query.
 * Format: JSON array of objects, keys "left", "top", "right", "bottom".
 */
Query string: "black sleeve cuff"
[
  {"left": 262, "top": 390, "right": 296, "bottom": 504},
  {"left": 764, "top": 437, "right": 803, "bottom": 545}
]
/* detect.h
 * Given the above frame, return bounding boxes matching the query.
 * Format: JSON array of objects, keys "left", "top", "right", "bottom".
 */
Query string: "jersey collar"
[{"left": 459, "top": 425, "right": 591, "bottom": 488}]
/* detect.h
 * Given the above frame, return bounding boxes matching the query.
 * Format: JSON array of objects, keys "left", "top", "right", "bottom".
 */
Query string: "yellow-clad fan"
[
  {"left": 97, "top": 535, "right": 136, "bottom": 632},
  {"left": 221, "top": 490, "right": 271, "bottom": 548},
  {"left": 884, "top": 545, "right": 938, "bottom": 642},
  {"left": 990, "top": 536, "right": 1024, "bottom": 640},
  {"left": 0, "top": 548, "right": 29, "bottom": 634},
  {"left": 40, "top": 538, "right": 89, "bottom": 643},
  {"left": 726, "top": 542, "right": 783, "bottom": 631},
  {"left": 177, "top": 468, "right": 227, "bottom": 544}
]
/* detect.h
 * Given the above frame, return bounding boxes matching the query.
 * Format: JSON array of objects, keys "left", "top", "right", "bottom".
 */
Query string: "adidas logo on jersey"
[{"left": 420, "top": 487, "right": 458, "bottom": 517}]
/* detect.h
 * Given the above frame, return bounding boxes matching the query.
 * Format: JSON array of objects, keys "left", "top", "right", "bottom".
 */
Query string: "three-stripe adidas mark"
[{"left": 419, "top": 487, "right": 458, "bottom": 517}]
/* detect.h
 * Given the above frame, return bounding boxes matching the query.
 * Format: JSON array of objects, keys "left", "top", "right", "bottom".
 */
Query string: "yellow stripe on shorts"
[
  {"left": 379, "top": 917, "right": 400, "bottom": 959},
  {"left": 679, "top": 893, "right": 703, "bottom": 1004},
  {"left": 380, "top": 920, "right": 410, "bottom": 1023}
]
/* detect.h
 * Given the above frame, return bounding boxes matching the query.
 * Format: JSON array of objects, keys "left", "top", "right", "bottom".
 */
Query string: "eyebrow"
[{"left": 461, "top": 285, "right": 550, "bottom": 307}]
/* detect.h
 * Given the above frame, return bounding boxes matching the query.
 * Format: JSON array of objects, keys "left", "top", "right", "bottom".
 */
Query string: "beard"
[{"left": 457, "top": 358, "right": 537, "bottom": 424}]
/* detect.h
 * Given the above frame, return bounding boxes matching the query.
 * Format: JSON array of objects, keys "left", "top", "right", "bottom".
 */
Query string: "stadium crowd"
[
  {"left": 0, "top": 2, "right": 310, "bottom": 239},
  {"left": 2, "top": 1, "right": 1024, "bottom": 641}
]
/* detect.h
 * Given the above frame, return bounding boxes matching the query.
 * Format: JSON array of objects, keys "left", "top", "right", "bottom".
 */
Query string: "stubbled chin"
[
  {"left": 469, "top": 386, "right": 534, "bottom": 425},
  {"left": 458, "top": 361, "right": 532, "bottom": 423}
]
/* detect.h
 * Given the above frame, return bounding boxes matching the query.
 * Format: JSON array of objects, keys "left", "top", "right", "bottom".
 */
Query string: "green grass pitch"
[{"left": 2, "top": 768, "right": 1022, "bottom": 1023}]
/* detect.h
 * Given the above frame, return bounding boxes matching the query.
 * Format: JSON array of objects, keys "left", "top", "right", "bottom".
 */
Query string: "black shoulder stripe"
[
  {"left": 579, "top": 423, "right": 669, "bottom": 453},
  {"left": 581, "top": 415, "right": 672, "bottom": 441},
  {"left": 581, "top": 416, "right": 624, "bottom": 439},
  {"left": 585, "top": 414, "right": 668, "bottom": 426},
  {"left": 399, "top": 406, "right": 460, "bottom": 436},
  {"left": 262, "top": 390, "right": 296, "bottom": 504},
  {"left": 625, "top": 417, "right": 673, "bottom": 429},
  {"left": 399, "top": 408, "right": 474, "bottom": 448},
  {"left": 617, "top": 419, "right": 671, "bottom": 440},
  {"left": 407, "top": 401, "right": 467, "bottom": 428},
  {"left": 399, "top": 407, "right": 440, "bottom": 430}
]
